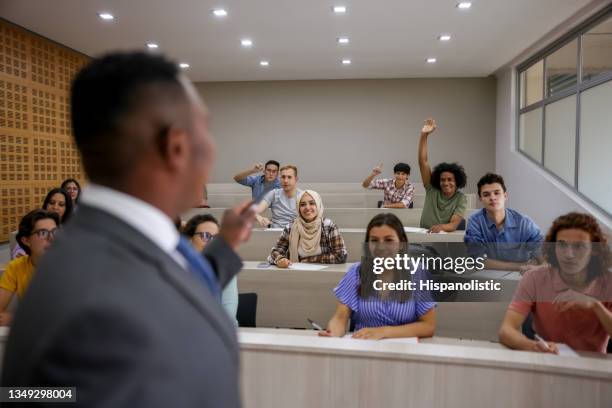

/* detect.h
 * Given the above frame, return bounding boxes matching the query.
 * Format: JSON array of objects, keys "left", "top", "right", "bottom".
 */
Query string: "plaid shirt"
[
  {"left": 268, "top": 218, "right": 348, "bottom": 264},
  {"left": 369, "top": 178, "right": 414, "bottom": 208}
]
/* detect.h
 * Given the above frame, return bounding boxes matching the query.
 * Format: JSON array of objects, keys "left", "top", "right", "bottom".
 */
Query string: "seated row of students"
[
  {"left": 316, "top": 212, "right": 611, "bottom": 354},
  {"left": 232, "top": 119, "right": 469, "bottom": 232},
  {"left": 11, "top": 182, "right": 80, "bottom": 259}
]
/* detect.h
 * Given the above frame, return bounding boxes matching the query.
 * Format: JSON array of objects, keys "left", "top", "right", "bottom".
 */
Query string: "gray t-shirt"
[{"left": 262, "top": 188, "right": 303, "bottom": 228}]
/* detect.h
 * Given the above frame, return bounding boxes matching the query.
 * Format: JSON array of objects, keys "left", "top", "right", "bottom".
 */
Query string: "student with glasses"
[
  {"left": 184, "top": 214, "right": 239, "bottom": 324},
  {"left": 11, "top": 188, "right": 73, "bottom": 260},
  {"left": 0, "top": 209, "right": 60, "bottom": 326}
]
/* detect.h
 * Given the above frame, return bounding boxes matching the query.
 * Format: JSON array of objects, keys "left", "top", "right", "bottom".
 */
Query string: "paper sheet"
[
  {"left": 342, "top": 333, "right": 418, "bottom": 344},
  {"left": 556, "top": 343, "right": 579, "bottom": 357},
  {"left": 289, "top": 263, "right": 328, "bottom": 271}
]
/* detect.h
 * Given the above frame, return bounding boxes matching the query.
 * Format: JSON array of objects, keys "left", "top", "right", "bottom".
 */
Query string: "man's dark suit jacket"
[{"left": 1, "top": 205, "right": 243, "bottom": 407}]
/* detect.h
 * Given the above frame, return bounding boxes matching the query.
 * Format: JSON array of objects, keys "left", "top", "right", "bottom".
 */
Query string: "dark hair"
[
  {"left": 16, "top": 209, "right": 60, "bottom": 256},
  {"left": 360, "top": 213, "right": 411, "bottom": 302},
  {"left": 365, "top": 213, "right": 408, "bottom": 243},
  {"left": 431, "top": 162, "right": 467, "bottom": 190},
  {"left": 183, "top": 214, "right": 219, "bottom": 237},
  {"left": 544, "top": 212, "right": 611, "bottom": 282},
  {"left": 264, "top": 160, "right": 280, "bottom": 170},
  {"left": 477, "top": 173, "right": 506, "bottom": 196},
  {"left": 71, "top": 52, "right": 189, "bottom": 184},
  {"left": 42, "top": 188, "right": 73, "bottom": 224},
  {"left": 60, "top": 178, "right": 82, "bottom": 203},
  {"left": 393, "top": 162, "right": 411, "bottom": 175}
]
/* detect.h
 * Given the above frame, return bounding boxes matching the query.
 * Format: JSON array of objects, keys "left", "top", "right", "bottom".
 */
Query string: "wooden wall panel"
[{"left": 0, "top": 20, "right": 89, "bottom": 242}]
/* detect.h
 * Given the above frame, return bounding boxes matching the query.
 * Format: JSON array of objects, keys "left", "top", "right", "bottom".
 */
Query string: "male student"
[
  {"left": 1, "top": 52, "right": 254, "bottom": 407},
  {"left": 233, "top": 160, "right": 281, "bottom": 202},
  {"left": 254, "top": 165, "right": 302, "bottom": 228},
  {"left": 418, "top": 118, "right": 468, "bottom": 232},
  {"left": 464, "top": 173, "right": 543, "bottom": 271},
  {"left": 362, "top": 162, "right": 415, "bottom": 208}
]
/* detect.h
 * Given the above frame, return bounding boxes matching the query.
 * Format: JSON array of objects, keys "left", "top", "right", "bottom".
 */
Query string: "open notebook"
[{"left": 342, "top": 334, "right": 418, "bottom": 344}]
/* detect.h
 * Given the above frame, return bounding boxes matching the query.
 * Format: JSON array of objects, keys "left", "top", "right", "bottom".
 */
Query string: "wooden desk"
[
  {"left": 238, "top": 328, "right": 612, "bottom": 408},
  {"left": 235, "top": 229, "right": 464, "bottom": 262},
  {"left": 237, "top": 262, "right": 519, "bottom": 341}
]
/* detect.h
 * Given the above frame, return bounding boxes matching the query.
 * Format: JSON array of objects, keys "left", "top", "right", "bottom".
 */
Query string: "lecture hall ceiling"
[{"left": 0, "top": 0, "right": 595, "bottom": 81}]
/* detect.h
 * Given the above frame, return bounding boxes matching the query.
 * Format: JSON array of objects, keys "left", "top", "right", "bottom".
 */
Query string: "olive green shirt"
[{"left": 419, "top": 184, "right": 467, "bottom": 229}]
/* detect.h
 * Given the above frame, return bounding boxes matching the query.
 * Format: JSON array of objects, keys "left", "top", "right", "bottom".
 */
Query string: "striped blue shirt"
[{"left": 334, "top": 263, "right": 436, "bottom": 331}]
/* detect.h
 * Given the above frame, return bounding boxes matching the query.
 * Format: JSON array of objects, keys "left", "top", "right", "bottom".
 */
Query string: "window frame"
[{"left": 515, "top": 5, "right": 612, "bottom": 217}]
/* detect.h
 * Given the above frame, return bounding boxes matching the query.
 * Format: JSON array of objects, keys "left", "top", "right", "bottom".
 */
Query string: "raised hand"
[
  {"left": 276, "top": 258, "right": 292, "bottom": 268},
  {"left": 253, "top": 162, "right": 264, "bottom": 172},
  {"left": 421, "top": 118, "right": 437, "bottom": 135},
  {"left": 372, "top": 163, "right": 383, "bottom": 176}
]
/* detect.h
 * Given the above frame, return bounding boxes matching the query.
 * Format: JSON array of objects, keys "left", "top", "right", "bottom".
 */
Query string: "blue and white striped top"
[{"left": 334, "top": 262, "right": 436, "bottom": 331}]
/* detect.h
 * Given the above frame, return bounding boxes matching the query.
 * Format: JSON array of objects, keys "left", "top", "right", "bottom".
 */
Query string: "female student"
[
  {"left": 61, "top": 178, "right": 81, "bottom": 207},
  {"left": 183, "top": 214, "right": 238, "bottom": 323},
  {"left": 320, "top": 213, "right": 436, "bottom": 340},
  {"left": 499, "top": 212, "right": 612, "bottom": 353},
  {"left": 0, "top": 209, "right": 59, "bottom": 325},
  {"left": 268, "top": 190, "right": 347, "bottom": 267},
  {"left": 12, "top": 188, "right": 73, "bottom": 259}
]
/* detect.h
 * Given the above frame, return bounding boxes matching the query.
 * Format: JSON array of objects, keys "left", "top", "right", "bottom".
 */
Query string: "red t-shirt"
[{"left": 509, "top": 265, "right": 612, "bottom": 353}]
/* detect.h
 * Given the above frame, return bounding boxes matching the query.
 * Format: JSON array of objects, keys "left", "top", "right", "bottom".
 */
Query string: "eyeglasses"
[
  {"left": 194, "top": 232, "right": 215, "bottom": 242},
  {"left": 31, "top": 228, "right": 57, "bottom": 239}
]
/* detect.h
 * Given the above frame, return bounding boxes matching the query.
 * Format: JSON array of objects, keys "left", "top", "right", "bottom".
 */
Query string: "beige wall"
[{"left": 194, "top": 78, "right": 496, "bottom": 192}]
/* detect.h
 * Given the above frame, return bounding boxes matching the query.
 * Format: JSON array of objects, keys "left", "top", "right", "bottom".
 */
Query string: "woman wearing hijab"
[{"left": 268, "top": 190, "right": 347, "bottom": 268}]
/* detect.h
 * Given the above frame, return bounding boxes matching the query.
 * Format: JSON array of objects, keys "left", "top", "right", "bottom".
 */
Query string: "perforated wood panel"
[{"left": 0, "top": 20, "right": 88, "bottom": 242}]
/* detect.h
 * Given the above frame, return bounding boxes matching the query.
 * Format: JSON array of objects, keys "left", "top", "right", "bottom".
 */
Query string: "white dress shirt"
[{"left": 80, "top": 183, "right": 187, "bottom": 268}]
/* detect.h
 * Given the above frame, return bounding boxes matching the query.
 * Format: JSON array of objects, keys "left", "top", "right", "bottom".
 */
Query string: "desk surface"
[{"left": 239, "top": 328, "right": 612, "bottom": 380}]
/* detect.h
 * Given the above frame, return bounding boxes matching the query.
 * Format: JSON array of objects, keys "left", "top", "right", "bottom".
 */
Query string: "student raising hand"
[{"left": 421, "top": 118, "right": 437, "bottom": 135}]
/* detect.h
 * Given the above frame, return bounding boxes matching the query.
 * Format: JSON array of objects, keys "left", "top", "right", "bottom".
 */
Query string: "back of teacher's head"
[{"left": 71, "top": 52, "right": 191, "bottom": 186}]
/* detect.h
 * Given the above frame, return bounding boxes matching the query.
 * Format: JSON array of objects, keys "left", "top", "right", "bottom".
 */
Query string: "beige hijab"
[{"left": 289, "top": 190, "right": 324, "bottom": 262}]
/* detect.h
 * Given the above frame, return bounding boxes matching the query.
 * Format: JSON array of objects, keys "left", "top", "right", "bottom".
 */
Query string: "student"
[
  {"left": 417, "top": 118, "right": 468, "bottom": 232},
  {"left": 11, "top": 188, "right": 73, "bottom": 259},
  {"left": 42, "top": 188, "right": 73, "bottom": 224},
  {"left": 499, "top": 212, "right": 612, "bottom": 353},
  {"left": 184, "top": 214, "right": 238, "bottom": 324},
  {"left": 362, "top": 162, "right": 415, "bottom": 208},
  {"left": 233, "top": 160, "right": 281, "bottom": 202},
  {"left": 0, "top": 209, "right": 59, "bottom": 326},
  {"left": 254, "top": 165, "right": 302, "bottom": 228},
  {"left": 465, "top": 173, "right": 544, "bottom": 271},
  {"left": 319, "top": 213, "right": 436, "bottom": 340},
  {"left": 61, "top": 178, "right": 81, "bottom": 207},
  {"left": 268, "top": 190, "right": 347, "bottom": 267}
]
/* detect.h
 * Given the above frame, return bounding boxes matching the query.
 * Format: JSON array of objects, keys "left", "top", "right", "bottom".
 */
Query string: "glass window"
[
  {"left": 520, "top": 60, "right": 543, "bottom": 108},
  {"left": 544, "top": 95, "right": 576, "bottom": 185},
  {"left": 519, "top": 108, "right": 543, "bottom": 163},
  {"left": 582, "top": 16, "right": 612, "bottom": 82},
  {"left": 578, "top": 80, "right": 612, "bottom": 214},
  {"left": 546, "top": 40, "right": 577, "bottom": 97}
]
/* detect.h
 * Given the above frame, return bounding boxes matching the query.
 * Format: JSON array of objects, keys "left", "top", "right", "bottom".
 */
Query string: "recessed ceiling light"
[
  {"left": 337, "top": 37, "right": 350, "bottom": 44},
  {"left": 427, "top": 58, "right": 437, "bottom": 63},
  {"left": 146, "top": 43, "right": 159, "bottom": 49},
  {"left": 98, "top": 12, "right": 114, "bottom": 20},
  {"left": 457, "top": 2, "right": 472, "bottom": 9},
  {"left": 179, "top": 63, "right": 190, "bottom": 69},
  {"left": 342, "top": 59, "right": 351, "bottom": 65},
  {"left": 241, "top": 39, "right": 253, "bottom": 47},
  {"left": 212, "top": 8, "right": 228, "bottom": 17},
  {"left": 333, "top": 6, "right": 347, "bottom": 14},
  {"left": 438, "top": 34, "right": 451, "bottom": 41},
  {"left": 260, "top": 61, "right": 269, "bottom": 67}
]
